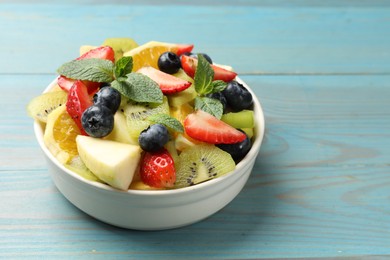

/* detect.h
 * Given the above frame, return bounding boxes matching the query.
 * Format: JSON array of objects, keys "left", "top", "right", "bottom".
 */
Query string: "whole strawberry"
[{"left": 140, "top": 149, "right": 176, "bottom": 188}]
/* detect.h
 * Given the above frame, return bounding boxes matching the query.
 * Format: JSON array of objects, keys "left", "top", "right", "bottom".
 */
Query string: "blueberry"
[
  {"left": 81, "top": 105, "right": 114, "bottom": 138},
  {"left": 158, "top": 52, "right": 181, "bottom": 74},
  {"left": 187, "top": 52, "right": 213, "bottom": 64},
  {"left": 93, "top": 87, "right": 121, "bottom": 114},
  {"left": 222, "top": 81, "right": 253, "bottom": 111},
  {"left": 207, "top": 92, "right": 227, "bottom": 112},
  {"left": 139, "top": 124, "right": 169, "bottom": 152},
  {"left": 217, "top": 131, "right": 252, "bottom": 163}
]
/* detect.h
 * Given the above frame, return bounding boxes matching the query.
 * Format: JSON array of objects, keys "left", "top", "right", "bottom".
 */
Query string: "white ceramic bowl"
[{"left": 34, "top": 77, "right": 265, "bottom": 230}]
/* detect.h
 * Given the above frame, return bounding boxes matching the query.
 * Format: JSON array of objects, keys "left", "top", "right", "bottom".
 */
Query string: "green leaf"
[
  {"left": 57, "top": 58, "right": 114, "bottom": 82},
  {"left": 210, "top": 80, "right": 227, "bottom": 93},
  {"left": 111, "top": 73, "right": 163, "bottom": 104},
  {"left": 195, "top": 96, "right": 223, "bottom": 119},
  {"left": 148, "top": 114, "right": 184, "bottom": 133},
  {"left": 114, "top": 56, "right": 133, "bottom": 79},
  {"left": 194, "top": 54, "right": 214, "bottom": 95}
]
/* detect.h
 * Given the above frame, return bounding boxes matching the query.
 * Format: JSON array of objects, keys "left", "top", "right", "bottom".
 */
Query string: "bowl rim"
[{"left": 34, "top": 76, "right": 265, "bottom": 197}]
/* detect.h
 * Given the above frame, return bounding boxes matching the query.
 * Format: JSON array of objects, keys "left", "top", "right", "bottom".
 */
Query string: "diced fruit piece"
[
  {"left": 180, "top": 55, "right": 237, "bottom": 82},
  {"left": 167, "top": 85, "right": 197, "bottom": 107},
  {"left": 170, "top": 103, "right": 194, "bottom": 124},
  {"left": 173, "top": 68, "right": 194, "bottom": 83},
  {"left": 65, "top": 156, "right": 102, "bottom": 182},
  {"left": 184, "top": 109, "right": 247, "bottom": 144},
  {"left": 139, "top": 124, "right": 169, "bottom": 152},
  {"left": 174, "top": 133, "right": 198, "bottom": 151},
  {"left": 174, "top": 144, "right": 235, "bottom": 188},
  {"left": 43, "top": 105, "right": 80, "bottom": 164},
  {"left": 222, "top": 80, "right": 253, "bottom": 111},
  {"left": 129, "top": 181, "right": 162, "bottom": 190},
  {"left": 104, "top": 111, "right": 137, "bottom": 145},
  {"left": 26, "top": 90, "right": 67, "bottom": 123},
  {"left": 102, "top": 37, "right": 138, "bottom": 61},
  {"left": 165, "top": 140, "right": 179, "bottom": 163},
  {"left": 77, "top": 46, "right": 115, "bottom": 62},
  {"left": 93, "top": 86, "right": 121, "bottom": 114},
  {"left": 158, "top": 51, "right": 181, "bottom": 74},
  {"left": 81, "top": 104, "right": 114, "bottom": 138},
  {"left": 123, "top": 97, "right": 169, "bottom": 139},
  {"left": 79, "top": 45, "right": 97, "bottom": 56},
  {"left": 76, "top": 135, "right": 142, "bottom": 190},
  {"left": 221, "top": 110, "right": 255, "bottom": 129},
  {"left": 57, "top": 76, "right": 100, "bottom": 95},
  {"left": 123, "top": 41, "right": 194, "bottom": 72},
  {"left": 137, "top": 66, "right": 192, "bottom": 94},
  {"left": 140, "top": 149, "right": 176, "bottom": 189},
  {"left": 66, "top": 80, "right": 93, "bottom": 135},
  {"left": 217, "top": 131, "right": 252, "bottom": 163},
  {"left": 241, "top": 128, "right": 254, "bottom": 139}
]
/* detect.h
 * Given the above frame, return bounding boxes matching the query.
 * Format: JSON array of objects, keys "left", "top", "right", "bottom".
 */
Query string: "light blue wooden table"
[{"left": 1, "top": 1, "right": 390, "bottom": 258}]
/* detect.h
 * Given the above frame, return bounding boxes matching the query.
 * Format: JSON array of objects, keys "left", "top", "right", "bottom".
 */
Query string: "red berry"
[
  {"left": 57, "top": 76, "right": 100, "bottom": 95},
  {"left": 137, "top": 66, "right": 192, "bottom": 94},
  {"left": 180, "top": 55, "right": 237, "bottom": 82},
  {"left": 175, "top": 44, "right": 194, "bottom": 56},
  {"left": 66, "top": 80, "right": 93, "bottom": 135},
  {"left": 140, "top": 149, "right": 176, "bottom": 188},
  {"left": 77, "top": 46, "right": 115, "bottom": 62},
  {"left": 184, "top": 109, "right": 246, "bottom": 144}
]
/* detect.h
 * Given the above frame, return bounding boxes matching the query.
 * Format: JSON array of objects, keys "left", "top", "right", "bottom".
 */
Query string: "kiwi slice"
[
  {"left": 123, "top": 96, "right": 169, "bottom": 139},
  {"left": 27, "top": 91, "right": 68, "bottom": 123},
  {"left": 174, "top": 144, "right": 236, "bottom": 188},
  {"left": 221, "top": 110, "right": 254, "bottom": 129},
  {"left": 65, "top": 156, "right": 103, "bottom": 183},
  {"left": 102, "top": 37, "right": 138, "bottom": 61}
]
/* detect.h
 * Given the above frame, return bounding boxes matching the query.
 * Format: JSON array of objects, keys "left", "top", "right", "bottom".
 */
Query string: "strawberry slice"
[
  {"left": 140, "top": 149, "right": 176, "bottom": 188},
  {"left": 184, "top": 109, "right": 246, "bottom": 144},
  {"left": 57, "top": 76, "right": 100, "bottom": 95},
  {"left": 181, "top": 55, "right": 237, "bottom": 82},
  {"left": 58, "top": 46, "right": 115, "bottom": 93},
  {"left": 66, "top": 80, "right": 93, "bottom": 135},
  {"left": 176, "top": 44, "right": 194, "bottom": 56},
  {"left": 77, "top": 46, "right": 115, "bottom": 62},
  {"left": 137, "top": 66, "right": 192, "bottom": 94}
]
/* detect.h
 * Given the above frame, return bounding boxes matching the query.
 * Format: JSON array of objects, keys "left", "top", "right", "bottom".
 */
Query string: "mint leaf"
[
  {"left": 111, "top": 73, "right": 163, "bottom": 104},
  {"left": 194, "top": 54, "right": 214, "bottom": 95},
  {"left": 148, "top": 114, "right": 184, "bottom": 133},
  {"left": 57, "top": 58, "right": 114, "bottom": 82},
  {"left": 210, "top": 80, "right": 227, "bottom": 93},
  {"left": 195, "top": 96, "right": 223, "bottom": 119},
  {"left": 114, "top": 56, "right": 133, "bottom": 79}
]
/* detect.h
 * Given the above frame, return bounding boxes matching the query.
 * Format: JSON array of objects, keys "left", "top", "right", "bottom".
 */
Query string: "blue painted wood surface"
[{"left": 1, "top": 1, "right": 390, "bottom": 258}]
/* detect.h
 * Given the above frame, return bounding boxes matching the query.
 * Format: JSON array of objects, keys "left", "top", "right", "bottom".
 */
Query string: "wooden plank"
[
  {"left": 1, "top": 74, "right": 390, "bottom": 258},
  {"left": 0, "top": 4, "right": 390, "bottom": 75}
]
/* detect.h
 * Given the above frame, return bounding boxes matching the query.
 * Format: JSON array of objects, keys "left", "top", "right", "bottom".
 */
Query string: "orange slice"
[
  {"left": 43, "top": 105, "right": 80, "bottom": 164},
  {"left": 123, "top": 41, "right": 193, "bottom": 72}
]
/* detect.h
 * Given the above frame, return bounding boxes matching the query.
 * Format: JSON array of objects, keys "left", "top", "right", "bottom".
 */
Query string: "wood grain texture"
[
  {"left": 0, "top": 2, "right": 390, "bottom": 75},
  {"left": 1, "top": 1, "right": 390, "bottom": 258}
]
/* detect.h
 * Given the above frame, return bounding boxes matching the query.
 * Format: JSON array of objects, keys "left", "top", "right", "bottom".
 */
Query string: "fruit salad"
[{"left": 27, "top": 38, "right": 256, "bottom": 191}]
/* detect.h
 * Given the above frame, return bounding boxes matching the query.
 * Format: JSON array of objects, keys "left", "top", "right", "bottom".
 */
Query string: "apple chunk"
[{"left": 76, "top": 135, "right": 142, "bottom": 190}]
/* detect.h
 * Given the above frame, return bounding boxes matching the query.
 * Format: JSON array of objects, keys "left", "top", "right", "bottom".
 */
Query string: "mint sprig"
[
  {"left": 111, "top": 73, "right": 163, "bottom": 104},
  {"left": 195, "top": 96, "right": 223, "bottom": 119},
  {"left": 57, "top": 58, "right": 114, "bottom": 82},
  {"left": 148, "top": 114, "right": 184, "bottom": 133},
  {"left": 114, "top": 56, "right": 133, "bottom": 79},
  {"left": 192, "top": 54, "right": 228, "bottom": 117}
]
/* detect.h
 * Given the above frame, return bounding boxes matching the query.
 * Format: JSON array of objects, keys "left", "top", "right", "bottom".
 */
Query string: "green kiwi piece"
[
  {"left": 26, "top": 91, "right": 68, "bottom": 123},
  {"left": 65, "top": 156, "right": 102, "bottom": 182},
  {"left": 221, "top": 110, "right": 254, "bottom": 129},
  {"left": 168, "top": 85, "right": 197, "bottom": 107},
  {"left": 123, "top": 96, "right": 169, "bottom": 139},
  {"left": 102, "top": 37, "right": 138, "bottom": 61},
  {"left": 174, "top": 144, "right": 236, "bottom": 188}
]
